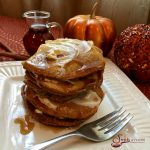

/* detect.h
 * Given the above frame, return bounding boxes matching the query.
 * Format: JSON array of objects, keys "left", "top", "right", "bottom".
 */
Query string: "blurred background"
[{"left": 0, "top": 0, "right": 149, "bottom": 34}]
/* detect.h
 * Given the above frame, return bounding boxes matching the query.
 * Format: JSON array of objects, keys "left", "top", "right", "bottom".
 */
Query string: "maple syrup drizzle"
[{"left": 14, "top": 115, "right": 35, "bottom": 135}]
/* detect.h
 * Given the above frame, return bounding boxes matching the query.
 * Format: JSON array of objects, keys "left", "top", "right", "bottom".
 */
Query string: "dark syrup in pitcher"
[{"left": 23, "top": 23, "right": 54, "bottom": 56}]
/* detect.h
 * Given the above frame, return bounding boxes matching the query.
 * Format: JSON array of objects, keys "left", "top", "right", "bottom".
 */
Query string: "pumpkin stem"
[{"left": 90, "top": 2, "right": 98, "bottom": 19}]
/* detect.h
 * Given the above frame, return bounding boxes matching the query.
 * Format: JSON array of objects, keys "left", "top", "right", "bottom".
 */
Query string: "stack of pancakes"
[{"left": 22, "top": 39, "right": 105, "bottom": 127}]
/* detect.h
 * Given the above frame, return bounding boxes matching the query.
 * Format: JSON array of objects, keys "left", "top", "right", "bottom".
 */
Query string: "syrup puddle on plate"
[
  {"left": 14, "top": 115, "right": 35, "bottom": 135},
  {"left": 14, "top": 115, "right": 76, "bottom": 135}
]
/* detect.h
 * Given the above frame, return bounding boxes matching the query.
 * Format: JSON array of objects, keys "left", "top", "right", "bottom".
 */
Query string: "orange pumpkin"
[{"left": 64, "top": 2, "right": 116, "bottom": 56}]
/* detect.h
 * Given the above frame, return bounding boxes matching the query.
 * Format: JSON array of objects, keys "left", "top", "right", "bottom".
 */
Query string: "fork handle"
[{"left": 27, "top": 131, "right": 80, "bottom": 150}]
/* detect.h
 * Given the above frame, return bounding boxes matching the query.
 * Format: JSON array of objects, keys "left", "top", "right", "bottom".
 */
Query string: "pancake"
[
  {"left": 24, "top": 70, "right": 103, "bottom": 96},
  {"left": 22, "top": 85, "right": 103, "bottom": 119},
  {"left": 24, "top": 78, "right": 88, "bottom": 103},
  {"left": 22, "top": 39, "right": 105, "bottom": 80},
  {"left": 24, "top": 99, "right": 84, "bottom": 127}
]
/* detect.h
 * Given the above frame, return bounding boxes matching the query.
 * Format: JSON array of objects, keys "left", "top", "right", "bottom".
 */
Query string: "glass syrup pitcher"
[{"left": 23, "top": 10, "right": 63, "bottom": 56}]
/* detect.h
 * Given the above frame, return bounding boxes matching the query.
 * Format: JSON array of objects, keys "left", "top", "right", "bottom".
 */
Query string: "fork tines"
[{"left": 93, "top": 107, "right": 133, "bottom": 136}]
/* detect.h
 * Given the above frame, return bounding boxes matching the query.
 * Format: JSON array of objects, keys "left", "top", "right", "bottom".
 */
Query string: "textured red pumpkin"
[
  {"left": 113, "top": 24, "right": 150, "bottom": 82},
  {"left": 64, "top": 3, "right": 116, "bottom": 56}
]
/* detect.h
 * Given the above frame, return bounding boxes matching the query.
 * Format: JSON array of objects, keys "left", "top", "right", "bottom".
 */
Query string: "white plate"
[{"left": 0, "top": 59, "right": 150, "bottom": 150}]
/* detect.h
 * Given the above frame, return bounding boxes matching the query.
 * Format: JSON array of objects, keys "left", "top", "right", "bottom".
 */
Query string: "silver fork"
[{"left": 26, "top": 107, "right": 133, "bottom": 150}]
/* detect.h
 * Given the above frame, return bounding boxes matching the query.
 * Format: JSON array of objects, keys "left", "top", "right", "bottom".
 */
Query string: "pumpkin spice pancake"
[
  {"left": 22, "top": 38, "right": 105, "bottom": 127},
  {"left": 24, "top": 70, "right": 103, "bottom": 96},
  {"left": 22, "top": 39, "right": 105, "bottom": 80},
  {"left": 23, "top": 85, "right": 103, "bottom": 119}
]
